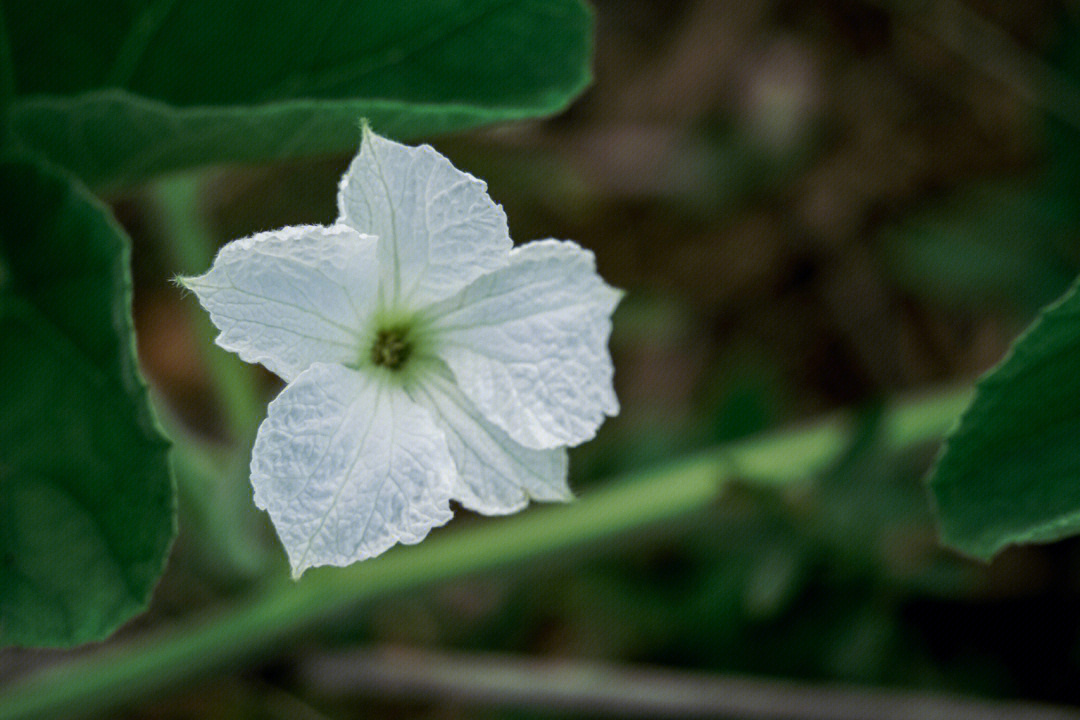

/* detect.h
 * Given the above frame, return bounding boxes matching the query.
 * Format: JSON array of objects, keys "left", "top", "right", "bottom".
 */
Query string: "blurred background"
[{"left": 11, "top": 0, "right": 1080, "bottom": 716}]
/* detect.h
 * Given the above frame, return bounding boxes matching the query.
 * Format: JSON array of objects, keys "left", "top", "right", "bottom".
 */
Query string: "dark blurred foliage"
[{"left": 86, "top": 0, "right": 1080, "bottom": 716}]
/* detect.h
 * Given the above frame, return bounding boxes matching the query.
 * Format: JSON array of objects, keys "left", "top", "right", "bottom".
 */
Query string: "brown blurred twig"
[
  {"left": 300, "top": 645, "right": 1080, "bottom": 720},
  {"left": 869, "top": 0, "right": 1080, "bottom": 131}
]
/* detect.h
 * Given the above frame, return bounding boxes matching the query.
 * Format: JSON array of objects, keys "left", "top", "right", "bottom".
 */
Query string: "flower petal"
[
  {"left": 407, "top": 363, "right": 570, "bottom": 515},
  {"left": 426, "top": 240, "right": 622, "bottom": 450},
  {"left": 181, "top": 224, "right": 377, "bottom": 382},
  {"left": 337, "top": 126, "right": 511, "bottom": 311},
  {"left": 250, "top": 363, "right": 455, "bottom": 577}
]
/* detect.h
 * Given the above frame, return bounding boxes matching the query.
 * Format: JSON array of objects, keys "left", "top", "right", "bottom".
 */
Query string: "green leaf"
[
  {"left": 0, "top": 4, "right": 13, "bottom": 144},
  {"left": 929, "top": 276, "right": 1080, "bottom": 560},
  {"left": 0, "top": 157, "right": 174, "bottom": 647},
  {"left": 2, "top": 0, "right": 593, "bottom": 189}
]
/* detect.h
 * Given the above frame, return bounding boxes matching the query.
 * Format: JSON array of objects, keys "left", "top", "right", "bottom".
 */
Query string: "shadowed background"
[{"left": 7, "top": 1, "right": 1080, "bottom": 717}]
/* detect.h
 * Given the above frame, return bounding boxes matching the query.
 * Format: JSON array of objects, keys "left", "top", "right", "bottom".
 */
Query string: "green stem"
[
  {"left": 0, "top": 385, "right": 972, "bottom": 720},
  {"left": 162, "top": 401, "right": 276, "bottom": 581},
  {"left": 152, "top": 175, "right": 271, "bottom": 583},
  {"left": 154, "top": 173, "right": 263, "bottom": 441}
]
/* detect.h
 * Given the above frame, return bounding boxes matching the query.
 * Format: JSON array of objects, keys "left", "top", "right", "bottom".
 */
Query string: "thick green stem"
[
  {"left": 0, "top": 385, "right": 972, "bottom": 720},
  {"left": 165, "top": 407, "right": 276, "bottom": 581},
  {"left": 153, "top": 176, "right": 273, "bottom": 583},
  {"left": 154, "top": 173, "right": 263, "bottom": 441}
]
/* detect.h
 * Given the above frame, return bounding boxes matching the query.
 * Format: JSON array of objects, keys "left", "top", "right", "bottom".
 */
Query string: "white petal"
[
  {"left": 337, "top": 126, "right": 511, "bottom": 310},
  {"left": 250, "top": 363, "right": 455, "bottom": 577},
  {"left": 181, "top": 224, "right": 377, "bottom": 382},
  {"left": 426, "top": 240, "right": 622, "bottom": 450},
  {"left": 406, "top": 363, "right": 570, "bottom": 515}
]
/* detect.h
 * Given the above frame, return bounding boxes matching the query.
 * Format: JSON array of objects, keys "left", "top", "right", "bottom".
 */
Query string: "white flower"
[{"left": 182, "top": 126, "right": 621, "bottom": 577}]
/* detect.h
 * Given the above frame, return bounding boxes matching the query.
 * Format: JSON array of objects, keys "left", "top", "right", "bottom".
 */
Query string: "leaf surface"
[
  {"left": 3, "top": 0, "right": 593, "bottom": 188},
  {"left": 0, "top": 158, "right": 174, "bottom": 646},
  {"left": 929, "top": 277, "right": 1080, "bottom": 559}
]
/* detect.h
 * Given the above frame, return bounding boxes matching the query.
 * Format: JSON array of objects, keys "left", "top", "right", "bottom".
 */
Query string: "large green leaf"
[
  {"left": 1, "top": 0, "right": 593, "bottom": 189},
  {"left": 929, "top": 276, "right": 1080, "bottom": 559},
  {"left": 0, "top": 157, "right": 174, "bottom": 647}
]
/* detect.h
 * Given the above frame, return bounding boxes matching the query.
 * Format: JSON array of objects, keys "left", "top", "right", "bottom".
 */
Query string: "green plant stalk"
[
  {"left": 152, "top": 177, "right": 273, "bottom": 582},
  {"left": 165, "top": 409, "right": 276, "bottom": 581},
  {"left": 0, "top": 385, "right": 972, "bottom": 720},
  {"left": 154, "top": 173, "right": 263, "bottom": 441}
]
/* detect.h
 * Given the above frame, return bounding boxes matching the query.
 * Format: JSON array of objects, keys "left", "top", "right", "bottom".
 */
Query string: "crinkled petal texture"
[
  {"left": 251, "top": 363, "right": 455, "bottom": 577},
  {"left": 337, "top": 126, "right": 511, "bottom": 311},
  {"left": 426, "top": 240, "right": 622, "bottom": 450},
  {"left": 183, "top": 129, "right": 622, "bottom": 574},
  {"left": 182, "top": 224, "right": 377, "bottom": 382},
  {"left": 407, "top": 363, "right": 570, "bottom": 515}
]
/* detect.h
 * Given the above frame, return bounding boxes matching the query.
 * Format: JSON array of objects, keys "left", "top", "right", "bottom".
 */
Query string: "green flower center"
[{"left": 370, "top": 327, "right": 412, "bottom": 370}]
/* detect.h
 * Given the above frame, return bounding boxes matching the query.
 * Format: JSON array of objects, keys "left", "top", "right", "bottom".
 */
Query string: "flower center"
[{"left": 370, "top": 327, "right": 412, "bottom": 370}]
